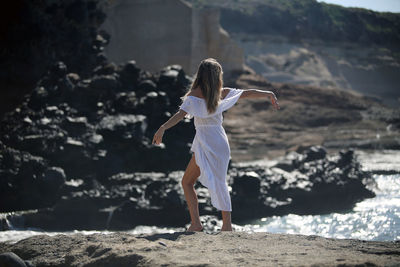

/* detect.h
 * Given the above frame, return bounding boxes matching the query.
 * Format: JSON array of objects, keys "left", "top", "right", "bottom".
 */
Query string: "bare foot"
[{"left": 187, "top": 224, "right": 203, "bottom": 232}]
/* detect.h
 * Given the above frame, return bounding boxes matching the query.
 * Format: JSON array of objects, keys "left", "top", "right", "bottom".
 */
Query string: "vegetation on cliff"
[{"left": 187, "top": 0, "right": 400, "bottom": 48}]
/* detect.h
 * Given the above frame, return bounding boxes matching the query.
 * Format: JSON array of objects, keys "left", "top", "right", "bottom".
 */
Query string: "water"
[
  {"left": 1, "top": 151, "right": 399, "bottom": 243},
  {"left": 242, "top": 174, "right": 400, "bottom": 241}
]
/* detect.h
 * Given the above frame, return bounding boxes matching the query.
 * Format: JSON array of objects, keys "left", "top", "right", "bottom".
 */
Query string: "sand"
[{"left": 0, "top": 232, "right": 399, "bottom": 266}]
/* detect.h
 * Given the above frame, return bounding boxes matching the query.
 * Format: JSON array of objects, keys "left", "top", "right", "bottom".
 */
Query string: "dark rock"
[
  {"left": 301, "top": 146, "right": 327, "bottom": 162},
  {"left": 231, "top": 146, "right": 376, "bottom": 220},
  {"left": 159, "top": 70, "right": 179, "bottom": 85},
  {"left": 89, "top": 74, "right": 119, "bottom": 93},
  {"left": 3, "top": 144, "right": 376, "bottom": 230},
  {"left": 41, "top": 167, "right": 66, "bottom": 192},
  {"left": 0, "top": 143, "right": 66, "bottom": 212},
  {"left": 93, "top": 63, "right": 118, "bottom": 76},
  {"left": 0, "top": 252, "right": 28, "bottom": 267},
  {"left": 113, "top": 92, "right": 138, "bottom": 114},
  {"left": 62, "top": 116, "right": 90, "bottom": 137},
  {"left": 0, "top": 0, "right": 106, "bottom": 117},
  {"left": 97, "top": 114, "right": 146, "bottom": 142},
  {"left": 232, "top": 171, "right": 261, "bottom": 199},
  {"left": 119, "top": 60, "right": 140, "bottom": 90},
  {"left": 66, "top": 73, "right": 80, "bottom": 84},
  {"left": 50, "top": 61, "right": 68, "bottom": 79},
  {"left": 137, "top": 80, "right": 157, "bottom": 97},
  {"left": 157, "top": 65, "right": 191, "bottom": 107}
]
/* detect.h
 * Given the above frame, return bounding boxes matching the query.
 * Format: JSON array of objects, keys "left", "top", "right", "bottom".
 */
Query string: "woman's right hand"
[
  {"left": 269, "top": 93, "right": 280, "bottom": 110},
  {"left": 152, "top": 127, "right": 165, "bottom": 145}
]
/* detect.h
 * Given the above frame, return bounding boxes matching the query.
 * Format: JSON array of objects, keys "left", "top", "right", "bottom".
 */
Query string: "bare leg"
[
  {"left": 221, "top": 211, "right": 232, "bottom": 231},
  {"left": 181, "top": 153, "right": 203, "bottom": 231}
]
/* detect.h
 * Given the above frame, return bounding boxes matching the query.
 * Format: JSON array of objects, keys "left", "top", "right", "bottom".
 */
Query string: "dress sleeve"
[
  {"left": 179, "top": 97, "right": 194, "bottom": 119},
  {"left": 218, "top": 88, "right": 244, "bottom": 112}
]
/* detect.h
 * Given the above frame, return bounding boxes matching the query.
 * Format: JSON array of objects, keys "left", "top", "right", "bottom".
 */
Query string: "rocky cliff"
[
  {"left": 186, "top": 0, "right": 400, "bottom": 107},
  {"left": 100, "top": 0, "right": 244, "bottom": 77},
  {"left": 187, "top": 0, "right": 400, "bottom": 47}
]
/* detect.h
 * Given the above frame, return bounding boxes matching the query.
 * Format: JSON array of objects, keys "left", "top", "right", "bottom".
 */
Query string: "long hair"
[{"left": 182, "top": 58, "right": 224, "bottom": 114}]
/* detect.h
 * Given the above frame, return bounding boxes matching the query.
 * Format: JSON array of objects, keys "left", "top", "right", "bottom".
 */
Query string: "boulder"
[
  {"left": 0, "top": 142, "right": 65, "bottom": 212},
  {"left": 0, "top": 252, "right": 30, "bottom": 267}
]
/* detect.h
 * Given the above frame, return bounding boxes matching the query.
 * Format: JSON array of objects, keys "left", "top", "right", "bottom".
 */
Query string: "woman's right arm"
[
  {"left": 152, "top": 109, "right": 188, "bottom": 145},
  {"left": 240, "top": 89, "right": 280, "bottom": 110}
]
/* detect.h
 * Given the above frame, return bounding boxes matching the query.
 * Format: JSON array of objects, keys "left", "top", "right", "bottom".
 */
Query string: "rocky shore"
[
  {"left": 1, "top": 232, "right": 399, "bottom": 267},
  {"left": 1, "top": 0, "right": 399, "bottom": 245},
  {"left": 0, "top": 35, "right": 382, "bottom": 231}
]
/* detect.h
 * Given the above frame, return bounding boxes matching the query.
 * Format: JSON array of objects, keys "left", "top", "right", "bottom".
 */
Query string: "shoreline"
[
  {"left": 0, "top": 232, "right": 399, "bottom": 266},
  {"left": 1, "top": 150, "right": 399, "bottom": 245}
]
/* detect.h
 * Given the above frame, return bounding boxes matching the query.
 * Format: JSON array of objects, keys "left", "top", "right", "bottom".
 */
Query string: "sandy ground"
[{"left": 0, "top": 232, "right": 399, "bottom": 266}]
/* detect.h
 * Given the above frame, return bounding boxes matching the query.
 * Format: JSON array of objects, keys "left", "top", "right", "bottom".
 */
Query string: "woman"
[{"left": 152, "top": 58, "right": 279, "bottom": 231}]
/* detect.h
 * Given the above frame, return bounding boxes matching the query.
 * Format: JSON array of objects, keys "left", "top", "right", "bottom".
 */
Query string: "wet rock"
[
  {"left": 230, "top": 146, "right": 376, "bottom": 220},
  {"left": 300, "top": 145, "right": 327, "bottom": 162},
  {"left": 232, "top": 171, "right": 261, "bottom": 199}
]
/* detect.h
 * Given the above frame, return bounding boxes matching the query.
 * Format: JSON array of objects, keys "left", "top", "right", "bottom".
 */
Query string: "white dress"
[{"left": 179, "top": 88, "right": 244, "bottom": 211}]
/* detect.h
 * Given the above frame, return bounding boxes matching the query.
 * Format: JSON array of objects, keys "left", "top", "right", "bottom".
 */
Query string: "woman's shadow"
[{"left": 137, "top": 229, "right": 218, "bottom": 242}]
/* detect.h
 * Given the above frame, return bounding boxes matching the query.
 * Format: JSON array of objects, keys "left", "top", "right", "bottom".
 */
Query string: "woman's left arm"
[{"left": 240, "top": 89, "right": 280, "bottom": 110}]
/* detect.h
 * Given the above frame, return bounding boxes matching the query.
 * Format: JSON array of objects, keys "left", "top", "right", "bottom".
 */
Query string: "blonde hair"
[{"left": 182, "top": 58, "right": 223, "bottom": 114}]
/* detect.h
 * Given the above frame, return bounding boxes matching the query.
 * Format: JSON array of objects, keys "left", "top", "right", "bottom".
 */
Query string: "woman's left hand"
[{"left": 152, "top": 127, "right": 165, "bottom": 145}]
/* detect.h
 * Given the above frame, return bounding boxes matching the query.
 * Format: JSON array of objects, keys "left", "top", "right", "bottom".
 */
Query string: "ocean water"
[
  {"left": 1, "top": 151, "right": 399, "bottom": 244},
  {"left": 242, "top": 174, "right": 400, "bottom": 241}
]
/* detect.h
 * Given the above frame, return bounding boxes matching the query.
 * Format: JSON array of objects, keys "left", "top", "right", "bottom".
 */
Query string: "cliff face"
[
  {"left": 235, "top": 34, "right": 400, "bottom": 107},
  {"left": 187, "top": 0, "right": 400, "bottom": 47},
  {"left": 100, "top": 0, "right": 244, "bottom": 77},
  {"left": 186, "top": 0, "right": 400, "bottom": 107}
]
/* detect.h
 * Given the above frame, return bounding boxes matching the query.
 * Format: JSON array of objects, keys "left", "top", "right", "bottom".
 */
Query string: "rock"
[
  {"left": 3, "top": 144, "right": 376, "bottom": 230},
  {"left": 41, "top": 167, "right": 66, "bottom": 192},
  {"left": 89, "top": 74, "right": 119, "bottom": 93},
  {"left": 300, "top": 146, "right": 327, "bottom": 162},
  {"left": 93, "top": 62, "right": 118, "bottom": 76},
  {"left": 66, "top": 73, "right": 80, "bottom": 84},
  {"left": 119, "top": 60, "right": 140, "bottom": 90},
  {"left": 62, "top": 116, "right": 90, "bottom": 136},
  {"left": 230, "top": 146, "right": 376, "bottom": 220},
  {"left": 0, "top": 142, "right": 66, "bottom": 212},
  {"left": 97, "top": 114, "right": 146, "bottom": 143},
  {"left": 157, "top": 65, "right": 191, "bottom": 106},
  {"left": 113, "top": 92, "right": 138, "bottom": 114},
  {"left": 49, "top": 61, "right": 68, "bottom": 80},
  {"left": 5, "top": 172, "right": 188, "bottom": 230},
  {"left": 0, "top": 252, "right": 29, "bottom": 267},
  {"left": 232, "top": 171, "right": 261, "bottom": 199},
  {"left": 137, "top": 80, "right": 157, "bottom": 97}
]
